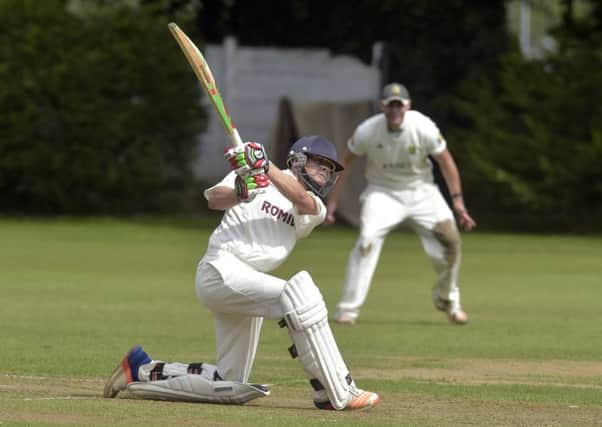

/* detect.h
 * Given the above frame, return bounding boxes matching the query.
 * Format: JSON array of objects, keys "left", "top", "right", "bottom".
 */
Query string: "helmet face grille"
[
  {"left": 286, "top": 136, "right": 343, "bottom": 198},
  {"left": 296, "top": 169, "right": 339, "bottom": 199}
]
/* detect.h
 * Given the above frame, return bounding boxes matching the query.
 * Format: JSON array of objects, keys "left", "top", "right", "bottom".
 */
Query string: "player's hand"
[
  {"left": 235, "top": 173, "right": 269, "bottom": 203},
  {"left": 225, "top": 142, "right": 269, "bottom": 176},
  {"left": 454, "top": 206, "right": 476, "bottom": 231},
  {"left": 452, "top": 197, "right": 476, "bottom": 231}
]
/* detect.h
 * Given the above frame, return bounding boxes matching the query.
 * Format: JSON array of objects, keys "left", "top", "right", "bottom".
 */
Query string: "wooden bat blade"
[{"left": 168, "top": 22, "right": 242, "bottom": 146}]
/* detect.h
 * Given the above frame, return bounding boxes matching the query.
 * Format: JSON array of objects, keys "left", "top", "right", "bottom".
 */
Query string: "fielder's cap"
[
  {"left": 289, "top": 135, "right": 344, "bottom": 171},
  {"left": 381, "top": 82, "right": 410, "bottom": 105}
]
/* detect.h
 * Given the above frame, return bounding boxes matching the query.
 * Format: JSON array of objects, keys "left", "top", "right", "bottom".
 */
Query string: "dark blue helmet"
[
  {"left": 286, "top": 135, "right": 344, "bottom": 198},
  {"left": 287, "top": 135, "right": 344, "bottom": 171}
]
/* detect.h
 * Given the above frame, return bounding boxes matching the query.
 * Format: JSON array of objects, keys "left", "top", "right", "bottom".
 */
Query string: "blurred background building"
[{"left": 197, "top": 38, "right": 382, "bottom": 181}]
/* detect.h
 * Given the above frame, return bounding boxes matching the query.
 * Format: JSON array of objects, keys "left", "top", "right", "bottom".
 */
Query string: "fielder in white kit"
[
  {"left": 104, "top": 135, "right": 379, "bottom": 411},
  {"left": 326, "top": 83, "right": 476, "bottom": 325}
]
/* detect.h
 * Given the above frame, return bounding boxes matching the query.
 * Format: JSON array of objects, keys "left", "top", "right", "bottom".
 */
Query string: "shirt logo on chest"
[
  {"left": 261, "top": 201, "right": 295, "bottom": 227},
  {"left": 382, "top": 161, "right": 411, "bottom": 170}
]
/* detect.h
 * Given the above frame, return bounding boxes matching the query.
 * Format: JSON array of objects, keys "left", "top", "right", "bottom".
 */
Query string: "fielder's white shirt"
[
  {"left": 349, "top": 110, "right": 447, "bottom": 189},
  {"left": 202, "top": 170, "right": 326, "bottom": 273}
]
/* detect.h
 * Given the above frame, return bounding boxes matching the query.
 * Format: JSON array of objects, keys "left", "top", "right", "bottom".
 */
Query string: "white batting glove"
[
  {"left": 235, "top": 173, "right": 269, "bottom": 203},
  {"left": 225, "top": 142, "right": 270, "bottom": 176}
]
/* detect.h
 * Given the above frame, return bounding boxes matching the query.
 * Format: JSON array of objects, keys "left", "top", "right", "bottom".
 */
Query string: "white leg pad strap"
[
  {"left": 281, "top": 271, "right": 351, "bottom": 410},
  {"left": 126, "top": 375, "right": 269, "bottom": 404}
]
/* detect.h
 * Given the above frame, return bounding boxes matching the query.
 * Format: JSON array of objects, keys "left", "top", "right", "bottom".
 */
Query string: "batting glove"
[
  {"left": 225, "top": 142, "right": 270, "bottom": 175},
  {"left": 235, "top": 173, "right": 269, "bottom": 203}
]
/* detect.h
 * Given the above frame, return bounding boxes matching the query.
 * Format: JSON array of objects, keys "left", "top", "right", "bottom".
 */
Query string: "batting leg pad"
[
  {"left": 126, "top": 374, "right": 269, "bottom": 404},
  {"left": 280, "top": 271, "right": 352, "bottom": 410}
]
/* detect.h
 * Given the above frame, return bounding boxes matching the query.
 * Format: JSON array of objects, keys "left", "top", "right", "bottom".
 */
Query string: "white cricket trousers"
[
  {"left": 195, "top": 253, "right": 286, "bottom": 383},
  {"left": 336, "top": 183, "right": 462, "bottom": 321}
]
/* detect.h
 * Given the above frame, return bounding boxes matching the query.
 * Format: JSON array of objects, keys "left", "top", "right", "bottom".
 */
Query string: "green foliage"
[
  {"left": 0, "top": 0, "right": 206, "bottom": 213},
  {"left": 448, "top": 8, "right": 602, "bottom": 230}
]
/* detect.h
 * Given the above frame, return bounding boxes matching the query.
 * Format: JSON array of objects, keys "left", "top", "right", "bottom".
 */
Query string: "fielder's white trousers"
[
  {"left": 195, "top": 252, "right": 286, "bottom": 383},
  {"left": 335, "top": 183, "right": 462, "bottom": 321}
]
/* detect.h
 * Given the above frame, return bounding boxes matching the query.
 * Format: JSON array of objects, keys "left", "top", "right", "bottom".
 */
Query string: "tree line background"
[{"left": 1, "top": 0, "right": 600, "bottom": 231}]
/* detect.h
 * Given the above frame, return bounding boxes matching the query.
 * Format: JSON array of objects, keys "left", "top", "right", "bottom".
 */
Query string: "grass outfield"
[{"left": 1, "top": 216, "right": 601, "bottom": 426}]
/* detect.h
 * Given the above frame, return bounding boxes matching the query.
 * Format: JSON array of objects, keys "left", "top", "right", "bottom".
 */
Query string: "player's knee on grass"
[
  {"left": 127, "top": 374, "right": 269, "bottom": 404},
  {"left": 432, "top": 220, "right": 461, "bottom": 266}
]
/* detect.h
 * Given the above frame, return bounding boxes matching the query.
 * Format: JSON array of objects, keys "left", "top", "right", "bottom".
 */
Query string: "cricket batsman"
[
  {"left": 326, "top": 83, "right": 477, "bottom": 325},
  {"left": 104, "top": 135, "right": 380, "bottom": 410}
]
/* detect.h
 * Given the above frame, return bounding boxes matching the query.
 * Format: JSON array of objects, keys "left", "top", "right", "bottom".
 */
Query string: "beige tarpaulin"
[{"left": 268, "top": 98, "right": 377, "bottom": 226}]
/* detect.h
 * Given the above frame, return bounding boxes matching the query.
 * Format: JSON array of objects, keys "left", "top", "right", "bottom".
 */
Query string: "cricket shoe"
[
  {"left": 448, "top": 309, "right": 469, "bottom": 324},
  {"left": 434, "top": 297, "right": 469, "bottom": 325},
  {"left": 314, "top": 389, "right": 380, "bottom": 411},
  {"left": 103, "top": 345, "right": 151, "bottom": 398},
  {"left": 333, "top": 313, "right": 356, "bottom": 325}
]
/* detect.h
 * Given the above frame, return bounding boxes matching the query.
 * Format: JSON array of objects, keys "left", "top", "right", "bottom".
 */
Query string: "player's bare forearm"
[
  {"left": 433, "top": 149, "right": 476, "bottom": 231},
  {"left": 435, "top": 150, "right": 463, "bottom": 199},
  {"left": 205, "top": 186, "right": 239, "bottom": 211},
  {"left": 267, "top": 164, "right": 317, "bottom": 215}
]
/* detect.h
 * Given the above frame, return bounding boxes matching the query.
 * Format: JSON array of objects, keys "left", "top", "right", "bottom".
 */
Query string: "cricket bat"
[{"left": 168, "top": 22, "right": 243, "bottom": 147}]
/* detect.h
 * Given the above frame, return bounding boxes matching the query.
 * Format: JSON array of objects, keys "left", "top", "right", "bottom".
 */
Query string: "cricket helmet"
[{"left": 286, "top": 135, "right": 343, "bottom": 198}]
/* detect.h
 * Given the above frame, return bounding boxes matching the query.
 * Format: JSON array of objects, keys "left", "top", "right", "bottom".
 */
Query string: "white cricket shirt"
[
  {"left": 349, "top": 110, "right": 447, "bottom": 189},
  {"left": 202, "top": 170, "right": 326, "bottom": 273}
]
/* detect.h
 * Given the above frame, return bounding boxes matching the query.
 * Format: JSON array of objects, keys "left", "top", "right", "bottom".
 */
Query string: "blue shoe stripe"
[{"left": 127, "top": 346, "right": 151, "bottom": 381}]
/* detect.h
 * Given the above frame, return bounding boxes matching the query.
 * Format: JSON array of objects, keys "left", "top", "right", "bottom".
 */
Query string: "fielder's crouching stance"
[{"left": 104, "top": 136, "right": 380, "bottom": 411}]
